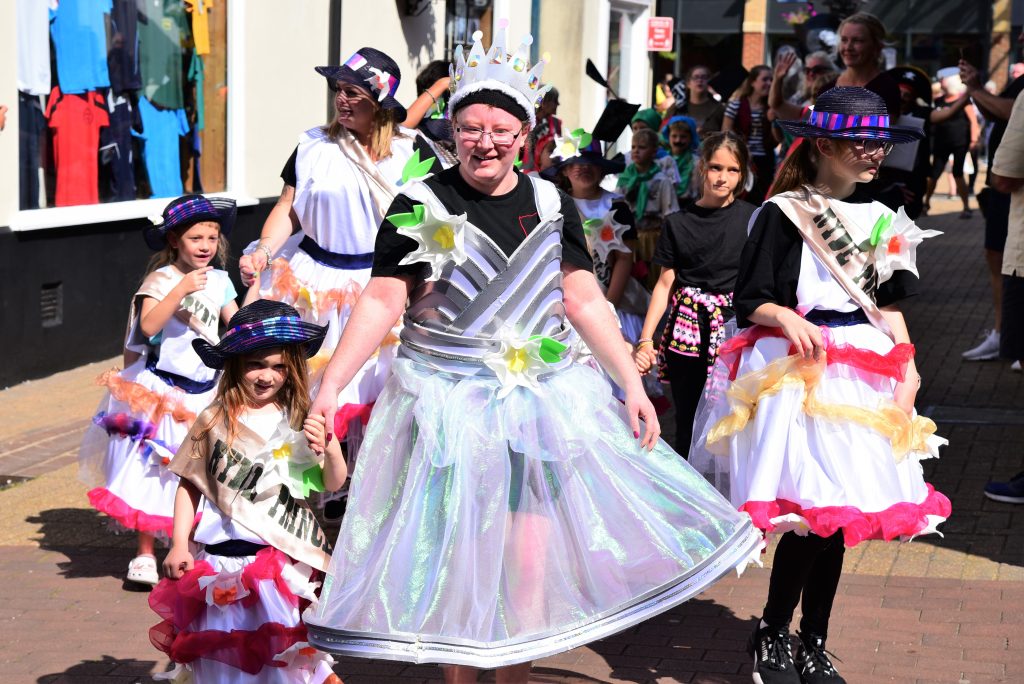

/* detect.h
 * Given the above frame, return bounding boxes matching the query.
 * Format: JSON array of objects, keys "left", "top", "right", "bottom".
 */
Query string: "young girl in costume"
[
  {"left": 635, "top": 132, "right": 754, "bottom": 452},
  {"left": 616, "top": 127, "right": 679, "bottom": 285},
  {"left": 149, "top": 299, "right": 346, "bottom": 683},
  {"left": 662, "top": 115, "right": 702, "bottom": 203},
  {"left": 303, "top": 26, "right": 761, "bottom": 684},
  {"left": 690, "top": 88, "right": 951, "bottom": 684},
  {"left": 78, "top": 195, "right": 239, "bottom": 587}
]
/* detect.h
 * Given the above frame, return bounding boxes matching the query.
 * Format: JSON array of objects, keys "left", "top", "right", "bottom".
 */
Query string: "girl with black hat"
[
  {"left": 150, "top": 299, "right": 347, "bottom": 683},
  {"left": 302, "top": 25, "right": 761, "bottom": 684},
  {"left": 690, "top": 87, "right": 951, "bottom": 684},
  {"left": 237, "top": 48, "right": 439, "bottom": 509},
  {"left": 79, "top": 194, "right": 240, "bottom": 588}
]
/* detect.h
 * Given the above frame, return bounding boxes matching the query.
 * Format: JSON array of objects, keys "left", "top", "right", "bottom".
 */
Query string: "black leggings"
[
  {"left": 663, "top": 351, "right": 709, "bottom": 455},
  {"left": 762, "top": 531, "right": 846, "bottom": 637}
]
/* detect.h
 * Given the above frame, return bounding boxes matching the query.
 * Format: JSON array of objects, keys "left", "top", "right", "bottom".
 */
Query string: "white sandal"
[{"left": 126, "top": 554, "right": 159, "bottom": 585}]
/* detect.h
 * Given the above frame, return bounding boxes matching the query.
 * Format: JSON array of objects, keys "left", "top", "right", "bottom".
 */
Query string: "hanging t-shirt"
[
  {"left": 184, "top": 0, "right": 214, "bottom": 55},
  {"left": 49, "top": 0, "right": 113, "bottom": 95},
  {"left": 138, "top": 96, "right": 190, "bottom": 198},
  {"left": 17, "top": 0, "right": 52, "bottom": 95},
  {"left": 100, "top": 94, "right": 142, "bottom": 201},
  {"left": 45, "top": 87, "right": 110, "bottom": 207},
  {"left": 139, "top": 0, "right": 191, "bottom": 110},
  {"left": 188, "top": 51, "right": 205, "bottom": 132},
  {"left": 108, "top": 0, "right": 143, "bottom": 93}
]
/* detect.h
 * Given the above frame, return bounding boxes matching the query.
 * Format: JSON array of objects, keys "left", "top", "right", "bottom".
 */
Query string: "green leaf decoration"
[
  {"left": 514, "top": 158, "right": 523, "bottom": 169},
  {"left": 529, "top": 335, "right": 569, "bottom": 364},
  {"left": 869, "top": 213, "right": 893, "bottom": 247},
  {"left": 582, "top": 217, "right": 604, "bottom": 235},
  {"left": 401, "top": 149, "right": 435, "bottom": 184},
  {"left": 570, "top": 128, "right": 593, "bottom": 149},
  {"left": 386, "top": 204, "right": 426, "bottom": 228},
  {"left": 290, "top": 463, "right": 326, "bottom": 497}
]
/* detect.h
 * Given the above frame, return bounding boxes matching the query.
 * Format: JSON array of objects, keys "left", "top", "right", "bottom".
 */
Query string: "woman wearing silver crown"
[{"left": 303, "top": 25, "right": 762, "bottom": 682}]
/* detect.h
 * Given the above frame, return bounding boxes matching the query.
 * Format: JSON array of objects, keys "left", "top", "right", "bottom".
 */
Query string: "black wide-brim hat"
[
  {"left": 145, "top": 194, "right": 237, "bottom": 251},
  {"left": 776, "top": 86, "right": 924, "bottom": 144},
  {"left": 193, "top": 299, "right": 328, "bottom": 370},
  {"left": 316, "top": 47, "right": 407, "bottom": 121},
  {"left": 886, "top": 65, "right": 932, "bottom": 106}
]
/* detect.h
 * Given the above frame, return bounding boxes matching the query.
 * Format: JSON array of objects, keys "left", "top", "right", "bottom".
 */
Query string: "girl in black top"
[{"left": 634, "top": 132, "right": 755, "bottom": 451}]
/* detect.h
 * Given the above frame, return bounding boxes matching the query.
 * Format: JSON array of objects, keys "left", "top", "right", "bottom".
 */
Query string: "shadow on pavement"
[
  {"left": 26, "top": 507, "right": 143, "bottom": 580},
  {"left": 37, "top": 655, "right": 163, "bottom": 683}
]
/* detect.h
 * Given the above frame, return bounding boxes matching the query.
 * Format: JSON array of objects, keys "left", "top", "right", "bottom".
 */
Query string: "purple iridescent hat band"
[
  {"left": 776, "top": 86, "right": 923, "bottom": 144},
  {"left": 145, "top": 194, "right": 237, "bottom": 251},
  {"left": 192, "top": 300, "right": 328, "bottom": 369}
]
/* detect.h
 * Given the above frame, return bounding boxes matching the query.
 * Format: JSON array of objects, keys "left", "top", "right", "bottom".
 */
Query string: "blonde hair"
[
  {"left": 631, "top": 128, "right": 661, "bottom": 148},
  {"left": 696, "top": 131, "right": 750, "bottom": 197},
  {"left": 194, "top": 345, "right": 312, "bottom": 452},
  {"left": 325, "top": 100, "right": 404, "bottom": 160},
  {"left": 838, "top": 12, "right": 887, "bottom": 66},
  {"left": 145, "top": 222, "right": 229, "bottom": 276}
]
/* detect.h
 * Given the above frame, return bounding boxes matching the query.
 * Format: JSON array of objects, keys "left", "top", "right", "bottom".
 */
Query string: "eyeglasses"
[
  {"left": 805, "top": 65, "right": 829, "bottom": 76},
  {"left": 329, "top": 82, "right": 368, "bottom": 100},
  {"left": 455, "top": 125, "right": 524, "bottom": 146},
  {"left": 851, "top": 139, "right": 895, "bottom": 156}
]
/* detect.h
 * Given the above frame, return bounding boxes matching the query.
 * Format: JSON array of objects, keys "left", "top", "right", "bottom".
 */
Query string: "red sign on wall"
[{"left": 647, "top": 17, "right": 674, "bottom": 52}]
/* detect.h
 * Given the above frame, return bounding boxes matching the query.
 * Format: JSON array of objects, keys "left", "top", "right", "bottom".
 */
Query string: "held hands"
[
  {"left": 162, "top": 544, "right": 195, "bottom": 580},
  {"left": 309, "top": 388, "right": 339, "bottom": 451},
  {"left": 176, "top": 266, "right": 212, "bottom": 295},
  {"left": 239, "top": 251, "right": 269, "bottom": 287},
  {"left": 303, "top": 414, "right": 334, "bottom": 456},
  {"left": 632, "top": 346, "right": 658, "bottom": 374},
  {"left": 777, "top": 309, "right": 824, "bottom": 360}
]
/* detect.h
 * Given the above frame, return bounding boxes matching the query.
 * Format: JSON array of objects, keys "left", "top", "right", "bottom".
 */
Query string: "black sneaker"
[
  {"left": 795, "top": 631, "right": 846, "bottom": 684},
  {"left": 748, "top": 623, "right": 801, "bottom": 684}
]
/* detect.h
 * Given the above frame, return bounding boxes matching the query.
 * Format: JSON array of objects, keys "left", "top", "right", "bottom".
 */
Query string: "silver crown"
[{"left": 448, "top": 19, "right": 551, "bottom": 120}]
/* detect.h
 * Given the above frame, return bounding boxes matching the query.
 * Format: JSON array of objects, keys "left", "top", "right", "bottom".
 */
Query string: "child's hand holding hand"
[
  {"left": 163, "top": 544, "right": 195, "bottom": 579},
  {"left": 304, "top": 414, "right": 331, "bottom": 455},
  {"left": 177, "top": 266, "right": 212, "bottom": 295}
]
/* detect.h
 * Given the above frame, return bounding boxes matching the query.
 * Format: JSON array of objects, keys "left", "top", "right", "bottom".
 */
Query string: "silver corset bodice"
[{"left": 397, "top": 179, "right": 573, "bottom": 376}]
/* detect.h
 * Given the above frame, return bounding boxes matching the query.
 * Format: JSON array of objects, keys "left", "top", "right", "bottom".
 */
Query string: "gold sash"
[
  {"left": 769, "top": 186, "right": 891, "bottom": 337},
  {"left": 123, "top": 268, "right": 223, "bottom": 362},
  {"left": 170, "top": 406, "right": 333, "bottom": 571}
]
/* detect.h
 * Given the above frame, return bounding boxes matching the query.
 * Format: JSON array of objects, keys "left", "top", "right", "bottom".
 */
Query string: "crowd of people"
[{"left": 71, "top": 10, "right": 1024, "bottom": 684}]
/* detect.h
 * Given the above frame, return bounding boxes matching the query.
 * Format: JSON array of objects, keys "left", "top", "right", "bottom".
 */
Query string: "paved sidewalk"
[{"left": 0, "top": 201, "right": 1020, "bottom": 683}]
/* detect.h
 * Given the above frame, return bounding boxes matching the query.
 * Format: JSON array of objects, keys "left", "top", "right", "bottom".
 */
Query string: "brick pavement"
[{"left": 0, "top": 200, "right": 1020, "bottom": 683}]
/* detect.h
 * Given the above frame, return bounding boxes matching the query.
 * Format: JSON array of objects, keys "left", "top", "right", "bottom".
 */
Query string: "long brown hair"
[
  {"left": 325, "top": 102, "right": 404, "bottom": 160},
  {"left": 200, "top": 345, "right": 312, "bottom": 449},
  {"left": 733, "top": 65, "right": 771, "bottom": 104},
  {"left": 144, "top": 222, "right": 230, "bottom": 276},
  {"left": 696, "top": 131, "right": 750, "bottom": 197},
  {"left": 770, "top": 138, "right": 820, "bottom": 197}
]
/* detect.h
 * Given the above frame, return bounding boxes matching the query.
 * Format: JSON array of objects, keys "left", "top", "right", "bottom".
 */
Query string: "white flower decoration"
[
  {"left": 389, "top": 203, "right": 469, "bottom": 281},
  {"left": 483, "top": 332, "right": 568, "bottom": 399},
  {"left": 147, "top": 214, "right": 165, "bottom": 226},
  {"left": 365, "top": 67, "right": 392, "bottom": 102},
  {"left": 252, "top": 427, "right": 325, "bottom": 501},
  {"left": 197, "top": 569, "right": 249, "bottom": 609},
  {"left": 869, "top": 206, "right": 942, "bottom": 283},
  {"left": 279, "top": 560, "right": 320, "bottom": 602},
  {"left": 273, "top": 642, "right": 336, "bottom": 672},
  {"left": 583, "top": 210, "right": 632, "bottom": 264},
  {"left": 551, "top": 128, "right": 593, "bottom": 161}
]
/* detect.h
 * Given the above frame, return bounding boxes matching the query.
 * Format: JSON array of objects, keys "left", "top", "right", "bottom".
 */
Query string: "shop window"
[
  {"left": 445, "top": 0, "right": 493, "bottom": 61},
  {"left": 17, "top": 0, "right": 228, "bottom": 211}
]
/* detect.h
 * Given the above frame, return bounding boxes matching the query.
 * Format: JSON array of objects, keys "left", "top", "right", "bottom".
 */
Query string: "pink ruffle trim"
[
  {"left": 740, "top": 484, "right": 952, "bottom": 547},
  {"left": 334, "top": 402, "right": 375, "bottom": 441},
  {"left": 88, "top": 487, "right": 174, "bottom": 536},
  {"left": 149, "top": 547, "right": 310, "bottom": 673}
]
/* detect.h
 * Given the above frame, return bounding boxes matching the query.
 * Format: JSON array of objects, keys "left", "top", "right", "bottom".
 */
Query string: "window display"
[{"left": 17, "top": 0, "right": 227, "bottom": 210}]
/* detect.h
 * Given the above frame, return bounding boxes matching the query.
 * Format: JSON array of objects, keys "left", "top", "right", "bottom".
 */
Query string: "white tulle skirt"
[
  {"left": 78, "top": 359, "right": 214, "bottom": 539},
  {"left": 304, "top": 357, "right": 762, "bottom": 667}
]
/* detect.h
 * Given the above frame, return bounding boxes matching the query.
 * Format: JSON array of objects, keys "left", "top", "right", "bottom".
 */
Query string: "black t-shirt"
[
  {"left": 279, "top": 135, "right": 442, "bottom": 187},
  {"left": 372, "top": 166, "right": 594, "bottom": 277},
  {"left": 734, "top": 192, "right": 919, "bottom": 327},
  {"left": 932, "top": 95, "right": 970, "bottom": 148},
  {"left": 652, "top": 200, "right": 756, "bottom": 294}
]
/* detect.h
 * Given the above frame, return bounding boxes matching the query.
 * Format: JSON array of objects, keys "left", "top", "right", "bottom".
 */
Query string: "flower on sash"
[
  {"left": 253, "top": 430, "right": 326, "bottom": 501},
  {"left": 483, "top": 332, "right": 569, "bottom": 399},
  {"left": 551, "top": 128, "right": 593, "bottom": 161},
  {"left": 869, "top": 207, "right": 942, "bottom": 283},
  {"left": 583, "top": 210, "right": 632, "bottom": 264},
  {"left": 388, "top": 203, "right": 469, "bottom": 281},
  {"left": 198, "top": 570, "right": 250, "bottom": 609},
  {"left": 273, "top": 641, "right": 336, "bottom": 671}
]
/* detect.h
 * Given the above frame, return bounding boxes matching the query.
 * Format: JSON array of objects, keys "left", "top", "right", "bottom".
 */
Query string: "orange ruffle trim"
[
  {"left": 268, "top": 258, "right": 363, "bottom": 316},
  {"left": 97, "top": 369, "right": 196, "bottom": 426}
]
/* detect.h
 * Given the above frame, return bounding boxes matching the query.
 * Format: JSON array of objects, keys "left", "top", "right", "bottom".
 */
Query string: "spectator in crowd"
[
  {"left": 668, "top": 65, "right": 726, "bottom": 136},
  {"left": 924, "top": 69, "right": 979, "bottom": 219},
  {"left": 723, "top": 65, "right": 775, "bottom": 205}
]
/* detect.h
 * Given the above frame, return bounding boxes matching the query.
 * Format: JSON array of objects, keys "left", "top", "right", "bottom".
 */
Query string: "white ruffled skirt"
[{"left": 304, "top": 358, "right": 762, "bottom": 667}]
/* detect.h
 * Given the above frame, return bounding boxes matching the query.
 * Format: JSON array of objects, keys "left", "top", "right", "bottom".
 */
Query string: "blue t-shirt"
[
  {"left": 138, "top": 96, "right": 190, "bottom": 198},
  {"left": 50, "top": 0, "right": 113, "bottom": 94}
]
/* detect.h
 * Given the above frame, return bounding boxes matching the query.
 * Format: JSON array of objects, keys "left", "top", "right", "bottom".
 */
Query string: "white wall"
[{"left": 1, "top": 3, "right": 20, "bottom": 225}]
